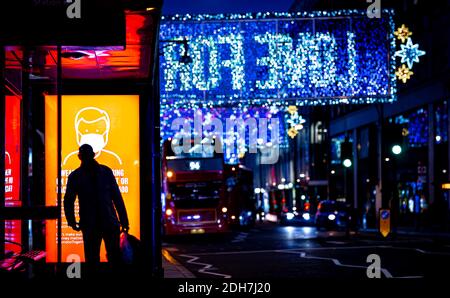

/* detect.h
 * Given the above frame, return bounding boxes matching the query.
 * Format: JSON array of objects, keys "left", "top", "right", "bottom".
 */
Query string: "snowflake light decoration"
[
  {"left": 394, "top": 37, "right": 426, "bottom": 69},
  {"left": 394, "top": 24, "right": 412, "bottom": 43},
  {"left": 285, "top": 105, "right": 306, "bottom": 138},
  {"left": 395, "top": 64, "right": 414, "bottom": 84}
]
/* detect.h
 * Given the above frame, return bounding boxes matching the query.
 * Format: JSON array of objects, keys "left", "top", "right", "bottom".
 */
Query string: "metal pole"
[
  {"left": 447, "top": 101, "right": 450, "bottom": 228},
  {"left": 57, "top": 45, "right": 62, "bottom": 265},
  {"left": 427, "top": 103, "right": 435, "bottom": 207},
  {"left": 344, "top": 163, "right": 347, "bottom": 202},
  {"left": 293, "top": 129, "right": 298, "bottom": 208},
  {"left": 150, "top": 10, "right": 163, "bottom": 277},
  {"left": 21, "top": 49, "right": 31, "bottom": 252},
  {"left": 376, "top": 104, "right": 383, "bottom": 213},
  {"left": 259, "top": 151, "right": 263, "bottom": 210},
  {"left": 352, "top": 128, "right": 358, "bottom": 209},
  {"left": 152, "top": 62, "right": 162, "bottom": 277}
]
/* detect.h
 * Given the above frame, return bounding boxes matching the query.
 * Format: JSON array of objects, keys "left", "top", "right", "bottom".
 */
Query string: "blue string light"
[
  {"left": 159, "top": 10, "right": 397, "bottom": 151},
  {"left": 160, "top": 9, "right": 397, "bottom": 107}
]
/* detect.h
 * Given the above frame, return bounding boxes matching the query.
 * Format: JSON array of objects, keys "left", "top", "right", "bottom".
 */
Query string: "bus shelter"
[{"left": 0, "top": 0, "right": 163, "bottom": 278}]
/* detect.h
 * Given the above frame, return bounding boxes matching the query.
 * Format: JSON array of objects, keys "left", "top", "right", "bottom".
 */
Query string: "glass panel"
[{"left": 4, "top": 46, "right": 22, "bottom": 255}]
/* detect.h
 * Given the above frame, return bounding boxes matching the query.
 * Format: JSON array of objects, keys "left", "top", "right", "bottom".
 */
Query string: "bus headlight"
[
  {"left": 221, "top": 207, "right": 228, "bottom": 213},
  {"left": 286, "top": 212, "right": 295, "bottom": 220},
  {"left": 166, "top": 170, "right": 174, "bottom": 178},
  {"left": 165, "top": 208, "right": 173, "bottom": 216}
]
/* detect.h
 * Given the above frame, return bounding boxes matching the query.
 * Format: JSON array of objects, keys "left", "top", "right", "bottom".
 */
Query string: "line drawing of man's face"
[{"left": 75, "top": 107, "right": 110, "bottom": 153}]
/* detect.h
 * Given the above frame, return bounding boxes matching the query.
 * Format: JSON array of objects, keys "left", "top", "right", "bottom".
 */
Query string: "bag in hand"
[{"left": 120, "top": 232, "right": 142, "bottom": 265}]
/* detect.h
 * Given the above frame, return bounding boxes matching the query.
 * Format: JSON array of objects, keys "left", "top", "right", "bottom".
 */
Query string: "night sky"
[{"left": 162, "top": 0, "right": 294, "bottom": 15}]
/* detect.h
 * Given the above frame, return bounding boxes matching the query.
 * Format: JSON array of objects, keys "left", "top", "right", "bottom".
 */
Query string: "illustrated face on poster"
[
  {"left": 4, "top": 95, "right": 21, "bottom": 254},
  {"left": 45, "top": 95, "right": 140, "bottom": 262}
]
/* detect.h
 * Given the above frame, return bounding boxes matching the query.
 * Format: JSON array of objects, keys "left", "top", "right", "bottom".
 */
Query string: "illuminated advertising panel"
[
  {"left": 4, "top": 95, "right": 21, "bottom": 254},
  {"left": 160, "top": 10, "right": 396, "bottom": 106},
  {"left": 45, "top": 95, "right": 140, "bottom": 262}
]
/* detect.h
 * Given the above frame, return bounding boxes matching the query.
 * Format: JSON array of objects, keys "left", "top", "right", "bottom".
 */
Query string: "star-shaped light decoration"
[
  {"left": 402, "top": 127, "right": 409, "bottom": 136},
  {"left": 394, "top": 24, "right": 412, "bottom": 43},
  {"left": 287, "top": 127, "right": 299, "bottom": 138},
  {"left": 394, "top": 37, "right": 426, "bottom": 69},
  {"left": 287, "top": 105, "right": 298, "bottom": 115},
  {"left": 286, "top": 113, "right": 306, "bottom": 128},
  {"left": 395, "top": 64, "right": 414, "bottom": 83}
]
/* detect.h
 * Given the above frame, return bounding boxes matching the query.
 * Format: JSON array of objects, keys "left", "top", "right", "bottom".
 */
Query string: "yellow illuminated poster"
[{"left": 45, "top": 95, "right": 140, "bottom": 262}]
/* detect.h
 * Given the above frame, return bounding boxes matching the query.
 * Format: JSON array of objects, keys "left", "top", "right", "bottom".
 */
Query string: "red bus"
[{"left": 161, "top": 138, "right": 229, "bottom": 235}]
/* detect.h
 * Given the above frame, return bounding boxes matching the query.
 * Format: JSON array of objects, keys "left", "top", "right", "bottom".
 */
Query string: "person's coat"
[{"left": 64, "top": 160, "right": 129, "bottom": 231}]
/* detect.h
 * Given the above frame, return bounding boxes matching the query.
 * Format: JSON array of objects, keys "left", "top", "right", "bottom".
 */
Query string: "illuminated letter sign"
[
  {"left": 45, "top": 95, "right": 140, "bottom": 262},
  {"left": 160, "top": 10, "right": 396, "bottom": 106}
]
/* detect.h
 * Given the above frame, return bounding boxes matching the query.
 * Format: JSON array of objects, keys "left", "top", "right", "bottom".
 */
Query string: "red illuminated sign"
[{"left": 4, "top": 95, "right": 21, "bottom": 254}]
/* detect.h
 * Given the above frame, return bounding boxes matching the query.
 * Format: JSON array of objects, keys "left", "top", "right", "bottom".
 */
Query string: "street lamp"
[
  {"left": 387, "top": 123, "right": 404, "bottom": 156},
  {"left": 391, "top": 144, "right": 402, "bottom": 155},
  {"left": 341, "top": 138, "right": 352, "bottom": 168},
  {"left": 343, "top": 158, "right": 352, "bottom": 168}
]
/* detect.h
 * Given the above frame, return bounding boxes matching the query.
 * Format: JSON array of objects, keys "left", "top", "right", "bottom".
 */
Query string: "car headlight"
[
  {"left": 328, "top": 214, "right": 336, "bottom": 221},
  {"left": 286, "top": 212, "right": 295, "bottom": 220},
  {"left": 302, "top": 213, "right": 310, "bottom": 221}
]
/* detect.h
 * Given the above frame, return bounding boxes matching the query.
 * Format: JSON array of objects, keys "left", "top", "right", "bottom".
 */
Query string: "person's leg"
[
  {"left": 102, "top": 227, "right": 122, "bottom": 273},
  {"left": 82, "top": 229, "right": 102, "bottom": 277}
]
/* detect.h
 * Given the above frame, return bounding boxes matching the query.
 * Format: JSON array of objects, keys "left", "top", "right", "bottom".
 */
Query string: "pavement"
[
  {"left": 162, "top": 223, "right": 450, "bottom": 279},
  {"left": 162, "top": 248, "right": 195, "bottom": 278},
  {"left": 361, "top": 227, "right": 450, "bottom": 239}
]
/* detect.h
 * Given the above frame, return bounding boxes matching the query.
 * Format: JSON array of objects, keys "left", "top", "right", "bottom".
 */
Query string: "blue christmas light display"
[
  {"left": 159, "top": 10, "right": 397, "bottom": 154},
  {"left": 160, "top": 10, "right": 397, "bottom": 107}
]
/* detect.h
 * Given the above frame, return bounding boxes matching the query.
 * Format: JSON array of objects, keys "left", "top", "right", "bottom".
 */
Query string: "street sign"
[{"left": 379, "top": 209, "right": 390, "bottom": 238}]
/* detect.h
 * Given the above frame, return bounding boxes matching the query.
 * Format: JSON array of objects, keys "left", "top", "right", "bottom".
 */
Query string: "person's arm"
[
  {"left": 64, "top": 173, "right": 79, "bottom": 230},
  {"left": 109, "top": 169, "right": 129, "bottom": 230}
]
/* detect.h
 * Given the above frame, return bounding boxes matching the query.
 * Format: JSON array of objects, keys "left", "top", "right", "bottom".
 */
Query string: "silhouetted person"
[{"left": 64, "top": 144, "right": 129, "bottom": 275}]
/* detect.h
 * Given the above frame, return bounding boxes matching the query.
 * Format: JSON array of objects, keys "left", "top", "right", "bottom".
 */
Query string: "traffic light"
[
  {"left": 386, "top": 123, "right": 404, "bottom": 156},
  {"left": 341, "top": 138, "right": 352, "bottom": 168}
]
